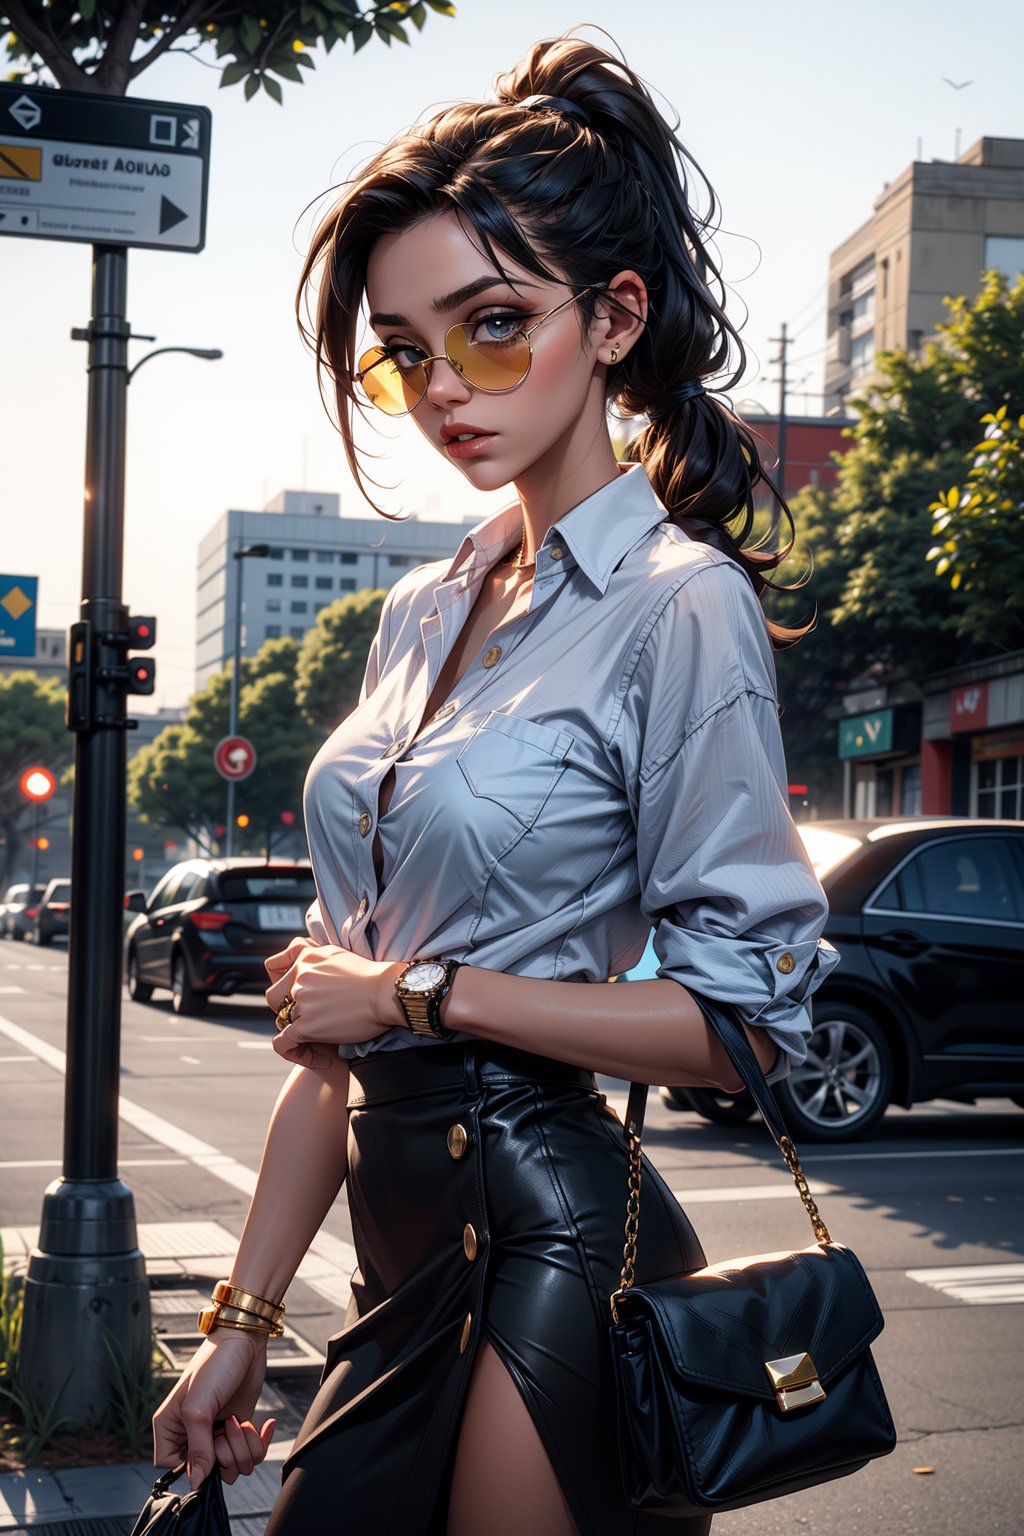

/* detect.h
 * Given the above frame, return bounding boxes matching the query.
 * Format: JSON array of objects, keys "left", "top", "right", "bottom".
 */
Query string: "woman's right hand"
[{"left": 152, "top": 1327, "right": 277, "bottom": 1489}]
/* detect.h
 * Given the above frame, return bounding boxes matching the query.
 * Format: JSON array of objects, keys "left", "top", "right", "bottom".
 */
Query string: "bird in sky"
[{"left": 942, "top": 78, "right": 973, "bottom": 89}]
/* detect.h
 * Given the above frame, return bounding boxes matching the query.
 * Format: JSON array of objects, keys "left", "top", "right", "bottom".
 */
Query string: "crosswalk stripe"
[{"left": 905, "top": 1263, "right": 1024, "bottom": 1305}]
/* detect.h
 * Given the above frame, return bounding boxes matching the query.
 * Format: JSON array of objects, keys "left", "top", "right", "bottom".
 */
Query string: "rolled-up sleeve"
[{"left": 617, "top": 559, "right": 840, "bottom": 1082}]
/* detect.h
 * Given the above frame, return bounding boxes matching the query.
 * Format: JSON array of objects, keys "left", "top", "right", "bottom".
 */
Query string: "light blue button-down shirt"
[{"left": 302, "top": 462, "right": 840, "bottom": 1077}]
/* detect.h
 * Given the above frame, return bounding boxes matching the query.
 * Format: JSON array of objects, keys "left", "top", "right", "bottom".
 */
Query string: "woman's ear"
[{"left": 596, "top": 270, "right": 648, "bottom": 367}]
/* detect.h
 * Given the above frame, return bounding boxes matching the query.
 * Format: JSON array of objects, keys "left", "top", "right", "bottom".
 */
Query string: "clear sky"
[{"left": 2, "top": 0, "right": 1020, "bottom": 710}]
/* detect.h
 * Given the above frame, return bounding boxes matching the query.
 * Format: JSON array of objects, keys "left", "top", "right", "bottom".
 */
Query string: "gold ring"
[{"left": 275, "top": 994, "right": 296, "bottom": 1032}]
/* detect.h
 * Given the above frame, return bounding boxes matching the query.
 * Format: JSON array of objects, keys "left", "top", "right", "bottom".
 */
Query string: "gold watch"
[{"left": 393, "top": 958, "right": 462, "bottom": 1039}]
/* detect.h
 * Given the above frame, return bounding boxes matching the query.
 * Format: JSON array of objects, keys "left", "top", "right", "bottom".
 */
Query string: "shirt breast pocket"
[{"left": 456, "top": 710, "right": 574, "bottom": 829}]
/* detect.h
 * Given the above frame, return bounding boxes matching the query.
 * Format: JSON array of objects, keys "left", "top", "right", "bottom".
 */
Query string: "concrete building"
[
  {"left": 0, "top": 625, "right": 65, "bottom": 683},
  {"left": 195, "top": 488, "right": 477, "bottom": 692},
  {"left": 824, "top": 137, "right": 1024, "bottom": 411}
]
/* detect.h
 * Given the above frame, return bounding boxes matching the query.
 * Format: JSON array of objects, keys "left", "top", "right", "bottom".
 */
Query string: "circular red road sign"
[
  {"left": 20, "top": 766, "right": 56, "bottom": 801},
  {"left": 214, "top": 735, "right": 257, "bottom": 781}
]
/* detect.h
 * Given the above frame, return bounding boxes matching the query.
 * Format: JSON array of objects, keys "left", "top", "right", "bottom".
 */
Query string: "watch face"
[{"left": 405, "top": 961, "right": 446, "bottom": 993}]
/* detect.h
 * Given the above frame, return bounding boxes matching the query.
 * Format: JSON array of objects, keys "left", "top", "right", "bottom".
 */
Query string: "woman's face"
[{"left": 363, "top": 209, "right": 613, "bottom": 493}]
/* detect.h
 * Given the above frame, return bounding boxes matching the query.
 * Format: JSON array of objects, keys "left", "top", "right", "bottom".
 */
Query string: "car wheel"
[
  {"left": 36, "top": 927, "right": 51, "bottom": 947},
  {"left": 171, "top": 952, "right": 208, "bottom": 1017},
  {"left": 774, "top": 1006, "right": 892, "bottom": 1142},
  {"left": 12, "top": 927, "right": 24, "bottom": 942},
  {"left": 680, "top": 1087, "right": 758, "bottom": 1126},
  {"left": 126, "top": 947, "right": 154, "bottom": 1004},
  {"left": 658, "top": 1085, "right": 692, "bottom": 1111}
]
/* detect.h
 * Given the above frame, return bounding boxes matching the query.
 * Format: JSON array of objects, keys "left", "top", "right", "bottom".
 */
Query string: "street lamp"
[
  {"left": 126, "top": 345, "right": 224, "bottom": 384},
  {"left": 226, "top": 543, "right": 270, "bottom": 854}
]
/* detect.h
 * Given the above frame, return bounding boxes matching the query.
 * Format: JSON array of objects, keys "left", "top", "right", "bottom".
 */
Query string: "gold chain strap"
[{"left": 609, "top": 1114, "right": 831, "bottom": 1322}]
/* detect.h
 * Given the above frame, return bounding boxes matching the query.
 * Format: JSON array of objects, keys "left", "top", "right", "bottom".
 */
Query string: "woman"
[{"left": 153, "top": 32, "right": 839, "bottom": 1536}]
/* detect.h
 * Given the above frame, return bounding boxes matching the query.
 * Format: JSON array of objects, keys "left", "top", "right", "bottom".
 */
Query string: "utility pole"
[{"left": 768, "top": 320, "right": 790, "bottom": 510}]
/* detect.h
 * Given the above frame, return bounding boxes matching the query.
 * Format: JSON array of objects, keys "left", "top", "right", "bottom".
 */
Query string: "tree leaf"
[
  {"left": 241, "top": 15, "right": 263, "bottom": 52},
  {"left": 352, "top": 21, "right": 374, "bottom": 49},
  {"left": 218, "top": 60, "right": 250, "bottom": 89},
  {"left": 267, "top": 56, "right": 305, "bottom": 82},
  {"left": 244, "top": 72, "right": 261, "bottom": 100},
  {"left": 262, "top": 73, "right": 283, "bottom": 103}
]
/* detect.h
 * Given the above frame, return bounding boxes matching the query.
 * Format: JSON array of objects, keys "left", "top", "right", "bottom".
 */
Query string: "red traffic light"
[
  {"left": 280, "top": 811, "right": 296, "bottom": 826},
  {"left": 129, "top": 615, "right": 156, "bottom": 649},
  {"left": 127, "top": 658, "right": 155, "bottom": 695}
]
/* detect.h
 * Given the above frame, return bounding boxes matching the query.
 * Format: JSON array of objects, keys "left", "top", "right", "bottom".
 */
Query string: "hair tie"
[
  {"left": 648, "top": 378, "right": 707, "bottom": 420},
  {"left": 519, "top": 93, "right": 591, "bottom": 127}
]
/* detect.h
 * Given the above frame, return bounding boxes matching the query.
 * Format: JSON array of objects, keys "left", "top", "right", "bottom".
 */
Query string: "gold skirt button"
[
  {"left": 447, "top": 1124, "right": 468, "bottom": 1160},
  {"left": 463, "top": 1222, "right": 478, "bottom": 1262},
  {"left": 459, "top": 1312, "right": 473, "bottom": 1353}
]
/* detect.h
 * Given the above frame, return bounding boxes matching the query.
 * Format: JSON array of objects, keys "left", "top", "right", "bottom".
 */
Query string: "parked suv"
[
  {"left": 124, "top": 858, "right": 317, "bottom": 1016},
  {"left": 33, "top": 879, "right": 72, "bottom": 946},
  {"left": 0, "top": 883, "right": 46, "bottom": 942}
]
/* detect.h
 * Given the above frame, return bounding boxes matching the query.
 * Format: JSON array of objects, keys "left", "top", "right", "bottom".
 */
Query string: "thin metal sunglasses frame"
[{"left": 354, "top": 285, "right": 603, "bottom": 413}]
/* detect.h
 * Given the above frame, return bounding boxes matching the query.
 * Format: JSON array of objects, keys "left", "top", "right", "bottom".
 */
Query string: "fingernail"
[{"left": 230, "top": 1414, "right": 240, "bottom": 1428}]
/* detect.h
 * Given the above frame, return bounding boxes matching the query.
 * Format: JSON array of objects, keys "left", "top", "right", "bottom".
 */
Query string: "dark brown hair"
[{"left": 296, "top": 32, "right": 811, "bottom": 645}]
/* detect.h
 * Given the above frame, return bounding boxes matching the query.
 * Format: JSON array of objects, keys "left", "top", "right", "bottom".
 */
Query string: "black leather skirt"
[{"left": 265, "top": 1039, "right": 712, "bottom": 1536}]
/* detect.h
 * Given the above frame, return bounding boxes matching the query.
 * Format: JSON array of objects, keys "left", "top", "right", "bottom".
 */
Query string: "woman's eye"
[
  {"left": 383, "top": 342, "right": 427, "bottom": 372},
  {"left": 472, "top": 312, "right": 530, "bottom": 346}
]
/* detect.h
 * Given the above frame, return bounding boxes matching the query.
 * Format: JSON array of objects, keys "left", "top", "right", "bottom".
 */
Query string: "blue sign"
[{"left": 0, "top": 574, "right": 38, "bottom": 658}]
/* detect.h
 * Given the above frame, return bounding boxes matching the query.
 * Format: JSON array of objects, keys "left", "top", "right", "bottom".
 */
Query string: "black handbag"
[
  {"left": 608, "top": 990, "right": 897, "bottom": 1516},
  {"left": 129, "top": 1462, "right": 232, "bottom": 1535}
]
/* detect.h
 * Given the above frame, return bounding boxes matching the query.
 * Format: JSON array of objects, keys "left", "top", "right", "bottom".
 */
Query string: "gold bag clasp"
[{"left": 764, "top": 1352, "right": 827, "bottom": 1412}]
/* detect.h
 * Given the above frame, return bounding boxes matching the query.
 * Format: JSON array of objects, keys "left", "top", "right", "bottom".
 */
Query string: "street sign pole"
[{"left": 18, "top": 245, "right": 152, "bottom": 1425}]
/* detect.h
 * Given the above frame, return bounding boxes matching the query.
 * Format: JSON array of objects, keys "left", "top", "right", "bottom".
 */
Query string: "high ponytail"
[{"left": 297, "top": 29, "right": 812, "bottom": 646}]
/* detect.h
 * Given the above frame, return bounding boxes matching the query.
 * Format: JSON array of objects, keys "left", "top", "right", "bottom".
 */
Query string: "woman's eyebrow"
[{"left": 370, "top": 275, "right": 538, "bottom": 328}]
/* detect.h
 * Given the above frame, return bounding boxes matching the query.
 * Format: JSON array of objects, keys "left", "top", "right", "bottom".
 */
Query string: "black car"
[
  {"left": 33, "top": 878, "right": 72, "bottom": 945},
  {"left": 0, "top": 883, "right": 46, "bottom": 942},
  {"left": 636, "top": 818, "right": 1024, "bottom": 1141},
  {"left": 124, "top": 858, "right": 317, "bottom": 1016}
]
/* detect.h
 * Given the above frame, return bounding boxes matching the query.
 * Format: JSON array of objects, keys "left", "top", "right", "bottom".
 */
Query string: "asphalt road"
[{"left": 1, "top": 940, "right": 1022, "bottom": 1534}]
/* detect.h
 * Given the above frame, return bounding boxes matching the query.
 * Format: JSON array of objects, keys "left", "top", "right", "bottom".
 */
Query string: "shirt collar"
[{"left": 438, "top": 463, "right": 669, "bottom": 595}]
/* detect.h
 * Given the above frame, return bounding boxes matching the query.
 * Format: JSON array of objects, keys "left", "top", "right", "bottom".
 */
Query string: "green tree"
[
  {"left": 927, "top": 403, "right": 1024, "bottom": 650},
  {"left": 1, "top": 1, "right": 456, "bottom": 101},
  {"left": 295, "top": 586, "right": 386, "bottom": 735},
  {"left": 128, "top": 636, "right": 321, "bottom": 853},
  {"left": 0, "top": 673, "right": 71, "bottom": 890}
]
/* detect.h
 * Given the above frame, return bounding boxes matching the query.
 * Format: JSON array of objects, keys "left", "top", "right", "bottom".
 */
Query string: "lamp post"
[{"left": 226, "top": 543, "right": 270, "bottom": 855}]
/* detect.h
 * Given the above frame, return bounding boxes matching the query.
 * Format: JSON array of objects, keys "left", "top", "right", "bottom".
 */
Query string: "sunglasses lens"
[
  {"left": 447, "top": 323, "right": 531, "bottom": 391},
  {"left": 356, "top": 347, "right": 425, "bottom": 415}
]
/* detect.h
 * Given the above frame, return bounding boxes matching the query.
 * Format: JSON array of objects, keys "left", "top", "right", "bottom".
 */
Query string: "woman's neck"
[{"left": 511, "top": 397, "right": 621, "bottom": 565}]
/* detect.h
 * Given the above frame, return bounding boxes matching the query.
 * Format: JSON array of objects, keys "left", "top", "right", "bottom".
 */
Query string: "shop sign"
[
  {"left": 839, "top": 708, "right": 893, "bottom": 759},
  {"left": 950, "top": 681, "right": 987, "bottom": 733}
]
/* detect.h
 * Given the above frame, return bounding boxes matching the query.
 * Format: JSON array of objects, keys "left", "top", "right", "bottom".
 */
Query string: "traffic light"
[
  {"left": 126, "top": 614, "right": 156, "bottom": 697},
  {"left": 236, "top": 814, "right": 250, "bottom": 828}
]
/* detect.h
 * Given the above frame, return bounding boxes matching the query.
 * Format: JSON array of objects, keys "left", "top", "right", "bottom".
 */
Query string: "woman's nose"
[{"left": 424, "top": 353, "right": 473, "bottom": 411}]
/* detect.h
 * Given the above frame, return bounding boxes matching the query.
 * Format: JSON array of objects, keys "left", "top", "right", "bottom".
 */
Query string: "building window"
[
  {"left": 269, "top": 547, "right": 284, "bottom": 560},
  {"left": 983, "top": 235, "right": 1024, "bottom": 283},
  {"left": 852, "top": 289, "right": 875, "bottom": 325},
  {"left": 291, "top": 600, "right": 308, "bottom": 615},
  {"left": 315, "top": 602, "right": 329, "bottom": 614},
  {"left": 850, "top": 329, "right": 875, "bottom": 375},
  {"left": 899, "top": 762, "right": 921, "bottom": 816},
  {"left": 340, "top": 578, "right": 357, "bottom": 592},
  {"left": 315, "top": 576, "right": 332, "bottom": 590},
  {"left": 266, "top": 624, "right": 281, "bottom": 639},
  {"left": 291, "top": 574, "right": 309, "bottom": 589},
  {"left": 267, "top": 572, "right": 283, "bottom": 587},
  {"left": 340, "top": 551, "right": 358, "bottom": 565},
  {"left": 291, "top": 548, "right": 309, "bottom": 562},
  {"left": 387, "top": 554, "right": 408, "bottom": 567},
  {"left": 976, "top": 754, "right": 1024, "bottom": 820},
  {"left": 266, "top": 599, "right": 281, "bottom": 613},
  {"left": 316, "top": 551, "right": 334, "bottom": 564},
  {"left": 290, "top": 626, "right": 305, "bottom": 640}
]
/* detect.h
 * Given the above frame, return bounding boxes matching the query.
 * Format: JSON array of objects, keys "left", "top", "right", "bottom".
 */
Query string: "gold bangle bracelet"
[
  {"left": 212, "top": 1281, "right": 285, "bottom": 1322},
  {"left": 197, "top": 1304, "right": 284, "bottom": 1338}
]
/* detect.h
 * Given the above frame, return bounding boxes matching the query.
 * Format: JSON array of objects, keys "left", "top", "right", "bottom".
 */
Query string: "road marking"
[
  {"left": 25, "top": 963, "right": 46, "bottom": 971},
  {"left": 0, "top": 1053, "right": 34, "bottom": 1062},
  {"left": 905, "top": 1263, "right": 1024, "bottom": 1305},
  {"left": 0, "top": 1157, "right": 187, "bottom": 1169},
  {"left": 180, "top": 1054, "right": 201, "bottom": 1065},
  {"left": 237, "top": 1039, "right": 274, "bottom": 1049},
  {"left": 0, "top": 1011, "right": 355, "bottom": 1310},
  {"left": 672, "top": 1180, "right": 835, "bottom": 1205},
  {"left": 0, "top": 986, "right": 25, "bottom": 994},
  {"left": 138, "top": 1034, "right": 209, "bottom": 1043}
]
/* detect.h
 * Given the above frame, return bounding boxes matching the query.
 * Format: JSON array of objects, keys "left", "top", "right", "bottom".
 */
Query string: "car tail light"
[
  {"left": 187, "top": 908, "right": 232, "bottom": 931},
  {"left": 26, "top": 907, "right": 40, "bottom": 919}
]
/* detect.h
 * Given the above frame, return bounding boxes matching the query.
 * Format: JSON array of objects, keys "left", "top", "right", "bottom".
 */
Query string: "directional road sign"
[
  {"left": 0, "top": 82, "right": 210, "bottom": 252},
  {"left": 0, "top": 573, "right": 38, "bottom": 658}
]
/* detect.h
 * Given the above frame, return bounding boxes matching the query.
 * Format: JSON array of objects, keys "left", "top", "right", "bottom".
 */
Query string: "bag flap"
[{"left": 623, "top": 1242, "right": 884, "bottom": 1401}]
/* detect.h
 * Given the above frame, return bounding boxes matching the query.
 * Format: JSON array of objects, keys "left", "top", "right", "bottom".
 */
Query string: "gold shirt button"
[
  {"left": 549, "top": 544, "right": 564, "bottom": 560},
  {"left": 776, "top": 951, "right": 795, "bottom": 974},
  {"left": 356, "top": 896, "right": 368, "bottom": 918},
  {"left": 459, "top": 1312, "right": 473, "bottom": 1353},
  {"left": 358, "top": 811, "right": 371, "bottom": 837},
  {"left": 463, "top": 1223, "right": 478, "bottom": 1262},
  {"left": 447, "top": 1124, "right": 468, "bottom": 1159},
  {"left": 434, "top": 701, "right": 456, "bottom": 721},
  {"left": 385, "top": 738, "right": 407, "bottom": 757},
  {"left": 482, "top": 645, "right": 502, "bottom": 668}
]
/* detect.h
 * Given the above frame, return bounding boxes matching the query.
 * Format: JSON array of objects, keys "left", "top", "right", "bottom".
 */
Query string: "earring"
[{"left": 609, "top": 344, "right": 620, "bottom": 364}]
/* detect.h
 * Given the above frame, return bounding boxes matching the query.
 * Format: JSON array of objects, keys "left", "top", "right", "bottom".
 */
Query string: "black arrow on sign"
[{"left": 159, "top": 195, "right": 188, "bottom": 234}]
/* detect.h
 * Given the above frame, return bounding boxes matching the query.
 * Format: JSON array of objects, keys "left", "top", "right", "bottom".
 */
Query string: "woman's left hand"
[{"left": 265, "top": 938, "right": 399, "bottom": 1070}]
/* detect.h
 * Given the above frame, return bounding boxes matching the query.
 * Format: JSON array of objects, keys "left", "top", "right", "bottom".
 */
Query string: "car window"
[
  {"left": 881, "top": 837, "right": 1024, "bottom": 923},
  {"left": 48, "top": 883, "right": 72, "bottom": 900},
  {"left": 172, "top": 871, "right": 203, "bottom": 904},
  {"left": 3, "top": 885, "right": 27, "bottom": 902},
  {"left": 218, "top": 870, "right": 317, "bottom": 901},
  {"left": 147, "top": 870, "right": 188, "bottom": 910}
]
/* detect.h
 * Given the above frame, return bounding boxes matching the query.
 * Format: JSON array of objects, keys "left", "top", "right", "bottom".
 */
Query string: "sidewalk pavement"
[{"left": 0, "top": 1436, "right": 293, "bottom": 1535}]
